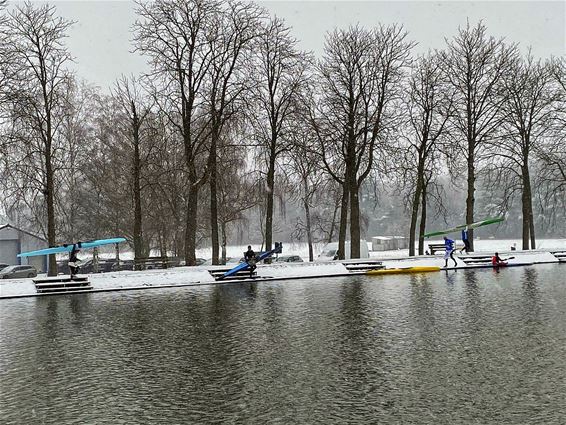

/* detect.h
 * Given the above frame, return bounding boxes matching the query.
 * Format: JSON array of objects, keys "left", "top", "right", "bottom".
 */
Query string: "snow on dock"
[
  {"left": 0, "top": 262, "right": 354, "bottom": 298},
  {"left": 0, "top": 248, "right": 564, "bottom": 299}
]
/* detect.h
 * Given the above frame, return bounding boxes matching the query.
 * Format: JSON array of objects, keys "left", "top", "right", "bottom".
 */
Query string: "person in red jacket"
[{"left": 491, "top": 252, "right": 507, "bottom": 267}]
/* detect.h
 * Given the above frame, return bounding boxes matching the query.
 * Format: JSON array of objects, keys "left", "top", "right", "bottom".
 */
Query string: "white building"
[
  {"left": 0, "top": 224, "right": 47, "bottom": 271},
  {"left": 371, "top": 236, "right": 408, "bottom": 251}
]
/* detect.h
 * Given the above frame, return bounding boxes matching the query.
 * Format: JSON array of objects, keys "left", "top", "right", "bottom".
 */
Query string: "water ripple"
[{"left": 1, "top": 265, "right": 566, "bottom": 423}]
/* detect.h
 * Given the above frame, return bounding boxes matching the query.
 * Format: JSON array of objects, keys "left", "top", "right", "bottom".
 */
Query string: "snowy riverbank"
[
  {"left": 0, "top": 261, "right": 351, "bottom": 298},
  {"left": 1, "top": 240, "right": 565, "bottom": 298},
  {"left": 201, "top": 238, "right": 566, "bottom": 262}
]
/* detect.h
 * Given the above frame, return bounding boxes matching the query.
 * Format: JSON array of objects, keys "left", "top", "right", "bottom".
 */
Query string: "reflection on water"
[{"left": 1, "top": 265, "right": 566, "bottom": 424}]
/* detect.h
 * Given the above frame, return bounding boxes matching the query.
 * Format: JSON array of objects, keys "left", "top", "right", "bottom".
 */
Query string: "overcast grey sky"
[{"left": 27, "top": 0, "right": 565, "bottom": 91}]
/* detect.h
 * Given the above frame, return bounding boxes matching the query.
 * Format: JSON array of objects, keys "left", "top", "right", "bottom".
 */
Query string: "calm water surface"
[{"left": 1, "top": 265, "right": 566, "bottom": 424}]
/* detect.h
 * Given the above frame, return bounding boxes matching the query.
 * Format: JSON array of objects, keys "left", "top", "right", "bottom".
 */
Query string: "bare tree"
[
  {"left": 204, "top": 0, "right": 263, "bottom": 264},
  {"left": 487, "top": 54, "right": 558, "bottom": 249},
  {"left": 56, "top": 80, "right": 100, "bottom": 242},
  {"left": 82, "top": 95, "right": 137, "bottom": 242},
  {"left": 1, "top": 1, "right": 16, "bottom": 214},
  {"left": 543, "top": 57, "right": 566, "bottom": 189},
  {"left": 440, "top": 22, "right": 517, "bottom": 251},
  {"left": 133, "top": 0, "right": 219, "bottom": 265},
  {"left": 216, "top": 139, "right": 258, "bottom": 263},
  {"left": 0, "top": 0, "right": 12, "bottom": 115},
  {"left": 142, "top": 112, "right": 187, "bottom": 257},
  {"left": 3, "top": 3, "right": 73, "bottom": 275},
  {"left": 310, "top": 25, "right": 413, "bottom": 259},
  {"left": 112, "top": 75, "right": 154, "bottom": 266},
  {"left": 535, "top": 57, "right": 566, "bottom": 230},
  {"left": 248, "top": 17, "right": 310, "bottom": 257},
  {"left": 399, "top": 53, "right": 452, "bottom": 256},
  {"left": 284, "top": 114, "right": 325, "bottom": 261}
]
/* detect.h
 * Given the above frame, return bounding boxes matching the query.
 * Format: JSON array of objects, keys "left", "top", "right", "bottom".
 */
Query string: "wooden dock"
[
  {"left": 33, "top": 275, "right": 92, "bottom": 293},
  {"left": 208, "top": 260, "right": 385, "bottom": 281},
  {"left": 458, "top": 255, "right": 493, "bottom": 266},
  {"left": 342, "top": 260, "right": 384, "bottom": 272}
]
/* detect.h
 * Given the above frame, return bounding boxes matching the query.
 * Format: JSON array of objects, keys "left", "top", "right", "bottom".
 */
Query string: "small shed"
[
  {"left": 371, "top": 236, "right": 408, "bottom": 251},
  {"left": 0, "top": 224, "right": 47, "bottom": 272}
]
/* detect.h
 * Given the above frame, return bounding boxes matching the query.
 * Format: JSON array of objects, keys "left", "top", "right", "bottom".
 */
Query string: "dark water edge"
[{"left": 1, "top": 264, "right": 566, "bottom": 424}]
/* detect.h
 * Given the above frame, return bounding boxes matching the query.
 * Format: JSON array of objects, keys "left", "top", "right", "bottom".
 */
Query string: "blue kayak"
[
  {"left": 217, "top": 242, "right": 283, "bottom": 280},
  {"left": 18, "top": 237, "right": 127, "bottom": 257}
]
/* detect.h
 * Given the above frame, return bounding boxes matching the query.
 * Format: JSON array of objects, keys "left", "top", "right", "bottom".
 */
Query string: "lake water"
[{"left": 1, "top": 264, "right": 566, "bottom": 424}]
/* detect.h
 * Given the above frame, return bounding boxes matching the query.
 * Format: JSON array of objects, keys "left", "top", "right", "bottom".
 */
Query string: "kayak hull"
[
  {"left": 423, "top": 217, "right": 504, "bottom": 238},
  {"left": 366, "top": 266, "right": 441, "bottom": 275}
]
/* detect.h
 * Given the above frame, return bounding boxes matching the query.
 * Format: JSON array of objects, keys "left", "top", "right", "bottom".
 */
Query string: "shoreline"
[{"left": 1, "top": 247, "right": 564, "bottom": 300}]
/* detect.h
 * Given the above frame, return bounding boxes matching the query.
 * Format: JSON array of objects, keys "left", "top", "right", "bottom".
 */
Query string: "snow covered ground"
[
  {"left": 1, "top": 239, "right": 564, "bottom": 299},
  {"left": 200, "top": 238, "right": 566, "bottom": 262},
  {"left": 60, "top": 238, "right": 566, "bottom": 263},
  {"left": 0, "top": 261, "right": 352, "bottom": 298}
]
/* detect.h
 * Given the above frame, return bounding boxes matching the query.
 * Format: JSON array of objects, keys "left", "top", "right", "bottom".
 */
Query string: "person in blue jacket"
[{"left": 443, "top": 236, "right": 458, "bottom": 268}]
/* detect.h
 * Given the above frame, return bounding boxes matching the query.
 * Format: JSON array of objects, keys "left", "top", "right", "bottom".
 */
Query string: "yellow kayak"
[{"left": 366, "top": 266, "right": 441, "bottom": 275}]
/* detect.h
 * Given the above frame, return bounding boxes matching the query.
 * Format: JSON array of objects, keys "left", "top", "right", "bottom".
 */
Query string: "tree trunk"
[
  {"left": 408, "top": 192, "right": 420, "bottom": 257},
  {"left": 525, "top": 167, "right": 536, "bottom": 250},
  {"left": 184, "top": 183, "right": 199, "bottom": 266},
  {"left": 303, "top": 180, "right": 313, "bottom": 262},
  {"left": 159, "top": 230, "right": 166, "bottom": 258},
  {"left": 46, "top": 172, "right": 57, "bottom": 275},
  {"left": 209, "top": 126, "right": 219, "bottom": 265},
  {"left": 521, "top": 163, "right": 536, "bottom": 250},
  {"left": 465, "top": 149, "right": 476, "bottom": 252},
  {"left": 175, "top": 213, "right": 184, "bottom": 258},
  {"left": 264, "top": 142, "right": 276, "bottom": 259},
  {"left": 529, "top": 209, "right": 536, "bottom": 249},
  {"left": 45, "top": 131, "right": 57, "bottom": 276},
  {"left": 42, "top": 76, "right": 58, "bottom": 276},
  {"left": 338, "top": 181, "right": 349, "bottom": 260},
  {"left": 132, "top": 110, "right": 143, "bottom": 271},
  {"left": 221, "top": 221, "right": 227, "bottom": 264},
  {"left": 409, "top": 163, "right": 424, "bottom": 256},
  {"left": 327, "top": 201, "right": 339, "bottom": 244},
  {"left": 521, "top": 178, "right": 530, "bottom": 250},
  {"left": 349, "top": 182, "right": 361, "bottom": 259},
  {"left": 418, "top": 186, "right": 427, "bottom": 255}
]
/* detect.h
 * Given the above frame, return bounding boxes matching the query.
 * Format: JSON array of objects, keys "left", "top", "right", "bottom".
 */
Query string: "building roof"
[{"left": 0, "top": 224, "right": 47, "bottom": 242}]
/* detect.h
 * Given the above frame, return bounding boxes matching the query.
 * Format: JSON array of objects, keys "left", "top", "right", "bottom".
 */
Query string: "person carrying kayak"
[
  {"left": 443, "top": 236, "right": 458, "bottom": 268},
  {"left": 68, "top": 244, "right": 81, "bottom": 277}
]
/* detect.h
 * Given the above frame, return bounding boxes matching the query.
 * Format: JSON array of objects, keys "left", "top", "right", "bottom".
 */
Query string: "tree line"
[{"left": 0, "top": 1, "right": 564, "bottom": 275}]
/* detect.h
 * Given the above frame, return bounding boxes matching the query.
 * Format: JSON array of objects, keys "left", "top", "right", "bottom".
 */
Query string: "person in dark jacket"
[
  {"left": 460, "top": 227, "right": 471, "bottom": 254},
  {"left": 69, "top": 245, "right": 80, "bottom": 277},
  {"left": 244, "top": 245, "right": 257, "bottom": 278}
]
